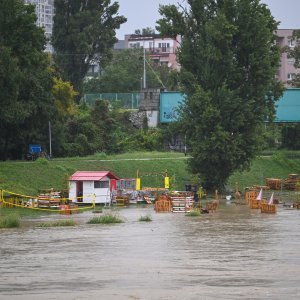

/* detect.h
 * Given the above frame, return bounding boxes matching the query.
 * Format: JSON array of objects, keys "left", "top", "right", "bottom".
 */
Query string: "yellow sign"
[
  {"left": 164, "top": 177, "right": 170, "bottom": 189},
  {"left": 136, "top": 178, "right": 141, "bottom": 190}
]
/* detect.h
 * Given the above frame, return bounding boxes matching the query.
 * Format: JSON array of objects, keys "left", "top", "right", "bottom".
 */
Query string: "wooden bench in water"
[
  {"left": 250, "top": 199, "right": 267, "bottom": 209},
  {"left": 115, "top": 196, "right": 129, "bottom": 206},
  {"left": 155, "top": 198, "right": 172, "bottom": 213},
  {"left": 245, "top": 189, "right": 257, "bottom": 206},
  {"left": 260, "top": 203, "right": 277, "bottom": 214},
  {"left": 205, "top": 201, "right": 218, "bottom": 212}
]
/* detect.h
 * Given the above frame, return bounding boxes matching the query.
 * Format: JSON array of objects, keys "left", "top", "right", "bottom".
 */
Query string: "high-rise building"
[{"left": 24, "top": 0, "right": 54, "bottom": 53}]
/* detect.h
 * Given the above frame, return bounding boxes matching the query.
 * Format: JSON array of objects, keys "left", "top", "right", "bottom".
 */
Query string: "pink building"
[
  {"left": 124, "top": 34, "right": 181, "bottom": 70},
  {"left": 276, "top": 29, "right": 300, "bottom": 85}
]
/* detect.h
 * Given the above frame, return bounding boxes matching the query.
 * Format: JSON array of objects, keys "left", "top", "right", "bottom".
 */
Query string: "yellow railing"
[{"left": 0, "top": 189, "right": 95, "bottom": 212}]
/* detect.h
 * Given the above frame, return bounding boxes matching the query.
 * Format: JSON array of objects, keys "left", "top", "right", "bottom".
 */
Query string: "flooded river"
[{"left": 0, "top": 203, "right": 299, "bottom": 300}]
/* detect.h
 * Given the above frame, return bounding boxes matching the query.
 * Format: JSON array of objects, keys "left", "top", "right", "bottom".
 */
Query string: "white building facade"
[
  {"left": 125, "top": 34, "right": 181, "bottom": 70},
  {"left": 24, "top": 0, "right": 54, "bottom": 53}
]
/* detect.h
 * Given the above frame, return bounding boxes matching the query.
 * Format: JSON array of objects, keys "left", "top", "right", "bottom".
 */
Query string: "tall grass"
[
  {"left": 185, "top": 210, "right": 201, "bottom": 217},
  {"left": 37, "top": 219, "right": 76, "bottom": 227},
  {"left": 87, "top": 214, "right": 124, "bottom": 224},
  {"left": 0, "top": 214, "right": 20, "bottom": 228},
  {"left": 138, "top": 214, "right": 152, "bottom": 222}
]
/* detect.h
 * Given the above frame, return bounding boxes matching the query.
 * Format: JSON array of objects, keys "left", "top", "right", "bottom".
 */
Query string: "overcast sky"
[{"left": 116, "top": 0, "right": 300, "bottom": 39}]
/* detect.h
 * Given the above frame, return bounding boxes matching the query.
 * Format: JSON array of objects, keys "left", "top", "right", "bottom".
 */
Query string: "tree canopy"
[
  {"left": 0, "top": 0, "right": 54, "bottom": 160},
  {"left": 134, "top": 27, "right": 156, "bottom": 35},
  {"left": 52, "top": 0, "right": 126, "bottom": 93},
  {"left": 157, "top": 0, "right": 284, "bottom": 190},
  {"left": 83, "top": 49, "right": 177, "bottom": 93}
]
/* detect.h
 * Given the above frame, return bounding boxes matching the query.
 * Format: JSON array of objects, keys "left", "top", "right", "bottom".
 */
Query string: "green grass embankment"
[
  {"left": 0, "top": 150, "right": 300, "bottom": 197},
  {"left": 0, "top": 152, "right": 189, "bottom": 196}
]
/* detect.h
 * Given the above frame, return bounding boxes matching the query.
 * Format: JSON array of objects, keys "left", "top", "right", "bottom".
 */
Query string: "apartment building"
[
  {"left": 276, "top": 29, "right": 300, "bottom": 85},
  {"left": 124, "top": 34, "right": 181, "bottom": 70},
  {"left": 24, "top": 0, "right": 54, "bottom": 53}
]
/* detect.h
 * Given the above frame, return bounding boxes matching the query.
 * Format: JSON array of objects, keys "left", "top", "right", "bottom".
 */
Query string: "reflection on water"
[{"left": 0, "top": 204, "right": 299, "bottom": 300}]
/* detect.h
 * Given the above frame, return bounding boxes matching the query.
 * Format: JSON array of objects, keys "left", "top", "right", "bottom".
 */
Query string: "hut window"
[{"left": 94, "top": 181, "right": 109, "bottom": 188}]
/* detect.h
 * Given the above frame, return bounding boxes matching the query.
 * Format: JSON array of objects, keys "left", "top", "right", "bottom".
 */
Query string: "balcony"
[{"left": 147, "top": 47, "right": 175, "bottom": 54}]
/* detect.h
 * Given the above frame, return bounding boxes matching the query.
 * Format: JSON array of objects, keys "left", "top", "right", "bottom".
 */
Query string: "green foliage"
[
  {"left": 83, "top": 49, "right": 175, "bottom": 93},
  {"left": 185, "top": 210, "right": 201, "bottom": 217},
  {"left": 0, "top": 0, "right": 54, "bottom": 160},
  {"left": 0, "top": 214, "right": 20, "bottom": 228},
  {"left": 52, "top": 0, "right": 126, "bottom": 92},
  {"left": 138, "top": 215, "right": 152, "bottom": 222},
  {"left": 281, "top": 124, "right": 300, "bottom": 150},
  {"left": 87, "top": 214, "right": 124, "bottom": 224},
  {"left": 134, "top": 27, "right": 156, "bottom": 35},
  {"left": 52, "top": 77, "right": 78, "bottom": 118},
  {"left": 157, "top": 0, "right": 284, "bottom": 191},
  {"left": 37, "top": 219, "right": 76, "bottom": 227},
  {"left": 119, "top": 129, "right": 163, "bottom": 152}
]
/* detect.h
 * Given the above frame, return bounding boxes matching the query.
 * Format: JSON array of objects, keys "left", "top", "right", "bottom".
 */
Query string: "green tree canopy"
[
  {"left": 134, "top": 27, "right": 156, "bottom": 35},
  {"left": 52, "top": 0, "right": 126, "bottom": 93},
  {"left": 157, "top": 0, "right": 284, "bottom": 191},
  {"left": 83, "top": 48, "right": 178, "bottom": 93},
  {"left": 0, "top": 0, "right": 53, "bottom": 160}
]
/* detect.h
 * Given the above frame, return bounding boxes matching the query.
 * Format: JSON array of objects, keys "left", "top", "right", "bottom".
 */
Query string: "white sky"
[{"left": 116, "top": 0, "right": 300, "bottom": 39}]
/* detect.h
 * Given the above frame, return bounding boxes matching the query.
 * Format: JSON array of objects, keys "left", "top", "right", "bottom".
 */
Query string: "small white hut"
[{"left": 69, "top": 171, "right": 119, "bottom": 204}]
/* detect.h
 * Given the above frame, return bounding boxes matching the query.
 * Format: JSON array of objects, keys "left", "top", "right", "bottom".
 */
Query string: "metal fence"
[{"left": 83, "top": 93, "right": 141, "bottom": 109}]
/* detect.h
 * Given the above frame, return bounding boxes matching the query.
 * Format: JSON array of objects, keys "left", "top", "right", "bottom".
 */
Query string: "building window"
[
  {"left": 287, "top": 57, "right": 295, "bottom": 65},
  {"left": 288, "top": 39, "right": 295, "bottom": 47},
  {"left": 129, "top": 42, "right": 140, "bottom": 48},
  {"left": 160, "top": 42, "right": 169, "bottom": 52},
  {"left": 94, "top": 181, "right": 109, "bottom": 188},
  {"left": 287, "top": 73, "right": 295, "bottom": 81}
]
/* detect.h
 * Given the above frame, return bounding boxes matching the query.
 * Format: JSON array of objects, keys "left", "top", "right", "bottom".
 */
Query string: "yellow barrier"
[{"left": 0, "top": 189, "right": 95, "bottom": 212}]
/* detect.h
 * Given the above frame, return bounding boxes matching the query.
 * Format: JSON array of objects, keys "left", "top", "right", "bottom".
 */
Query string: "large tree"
[
  {"left": 52, "top": 0, "right": 126, "bottom": 93},
  {"left": 0, "top": 0, "right": 54, "bottom": 160},
  {"left": 157, "top": 0, "right": 284, "bottom": 191}
]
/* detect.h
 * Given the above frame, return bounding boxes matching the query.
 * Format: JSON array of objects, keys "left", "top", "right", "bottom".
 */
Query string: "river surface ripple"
[{"left": 0, "top": 204, "right": 299, "bottom": 300}]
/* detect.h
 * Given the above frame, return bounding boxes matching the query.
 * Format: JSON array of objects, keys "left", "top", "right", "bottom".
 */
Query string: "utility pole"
[
  {"left": 49, "top": 121, "right": 52, "bottom": 158},
  {"left": 143, "top": 48, "right": 146, "bottom": 89}
]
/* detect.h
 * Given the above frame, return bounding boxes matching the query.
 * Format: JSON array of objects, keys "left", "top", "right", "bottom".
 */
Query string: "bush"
[
  {"left": 281, "top": 124, "right": 300, "bottom": 150},
  {"left": 0, "top": 214, "right": 21, "bottom": 228},
  {"left": 185, "top": 210, "right": 201, "bottom": 217},
  {"left": 87, "top": 214, "right": 124, "bottom": 224},
  {"left": 37, "top": 219, "right": 77, "bottom": 227},
  {"left": 138, "top": 215, "right": 152, "bottom": 222}
]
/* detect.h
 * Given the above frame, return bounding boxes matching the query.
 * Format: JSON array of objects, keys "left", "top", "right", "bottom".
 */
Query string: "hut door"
[{"left": 76, "top": 181, "right": 83, "bottom": 202}]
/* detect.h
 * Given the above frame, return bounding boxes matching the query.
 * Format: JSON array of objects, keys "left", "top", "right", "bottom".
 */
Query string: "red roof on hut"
[{"left": 69, "top": 171, "right": 119, "bottom": 181}]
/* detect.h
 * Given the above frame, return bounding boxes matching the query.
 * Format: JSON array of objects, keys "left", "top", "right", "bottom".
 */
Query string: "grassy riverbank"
[{"left": 0, "top": 150, "right": 300, "bottom": 196}]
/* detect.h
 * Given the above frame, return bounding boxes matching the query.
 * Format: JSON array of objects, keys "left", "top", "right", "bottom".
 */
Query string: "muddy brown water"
[{"left": 0, "top": 203, "right": 299, "bottom": 300}]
